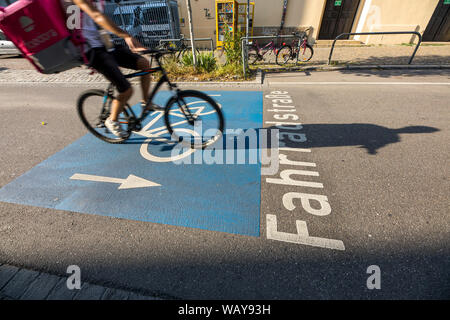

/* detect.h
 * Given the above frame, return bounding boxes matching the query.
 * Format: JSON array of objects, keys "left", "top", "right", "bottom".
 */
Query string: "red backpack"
[{"left": 0, "top": 0, "right": 87, "bottom": 74}]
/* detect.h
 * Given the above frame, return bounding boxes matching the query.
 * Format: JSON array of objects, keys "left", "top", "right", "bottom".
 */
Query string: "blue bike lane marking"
[{"left": 0, "top": 91, "right": 263, "bottom": 236}]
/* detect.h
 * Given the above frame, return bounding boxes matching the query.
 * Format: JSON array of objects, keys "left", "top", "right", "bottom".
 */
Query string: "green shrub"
[
  {"left": 180, "top": 51, "right": 217, "bottom": 73},
  {"left": 197, "top": 52, "right": 216, "bottom": 73},
  {"left": 223, "top": 27, "right": 244, "bottom": 65},
  {"left": 180, "top": 51, "right": 195, "bottom": 67},
  {"left": 214, "top": 62, "right": 244, "bottom": 78}
]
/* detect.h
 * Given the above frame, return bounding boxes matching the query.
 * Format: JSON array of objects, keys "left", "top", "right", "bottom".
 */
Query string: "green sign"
[
  {"left": 444, "top": 0, "right": 450, "bottom": 5},
  {"left": 335, "top": 0, "right": 342, "bottom": 6}
]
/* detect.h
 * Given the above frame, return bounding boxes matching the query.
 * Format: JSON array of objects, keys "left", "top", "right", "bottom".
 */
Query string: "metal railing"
[
  {"left": 104, "top": 0, "right": 181, "bottom": 49},
  {"left": 328, "top": 31, "right": 423, "bottom": 65},
  {"left": 241, "top": 34, "right": 304, "bottom": 78},
  {"left": 159, "top": 37, "right": 215, "bottom": 51}
]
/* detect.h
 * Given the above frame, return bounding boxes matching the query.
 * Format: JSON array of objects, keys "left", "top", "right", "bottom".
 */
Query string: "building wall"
[
  {"left": 1, "top": 0, "right": 441, "bottom": 45},
  {"left": 352, "top": 0, "right": 440, "bottom": 44},
  {"left": 177, "top": 0, "right": 327, "bottom": 46},
  {"left": 163, "top": 0, "right": 443, "bottom": 46},
  {"left": 252, "top": 0, "right": 326, "bottom": 42},
  {"left": 177, "top": 0, "right": 216, "bottom": 48}
]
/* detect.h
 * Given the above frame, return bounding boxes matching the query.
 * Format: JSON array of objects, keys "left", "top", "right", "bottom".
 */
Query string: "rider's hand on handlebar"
[{"left": 124, "top": 36, "right": 147, "bottom": 53}]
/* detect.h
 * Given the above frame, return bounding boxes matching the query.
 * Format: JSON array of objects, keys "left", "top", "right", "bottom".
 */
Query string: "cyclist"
[{"left": 73, "top": 0, "right": 152, "bottom": 137}]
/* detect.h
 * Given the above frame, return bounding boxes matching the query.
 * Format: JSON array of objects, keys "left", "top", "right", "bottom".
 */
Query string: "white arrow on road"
[{"left": 70, "top": 173, "right": 161, "bottom": 190}]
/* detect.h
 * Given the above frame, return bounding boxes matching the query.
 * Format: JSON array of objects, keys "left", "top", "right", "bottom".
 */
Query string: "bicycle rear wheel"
[
  {"left": 247, "top": 45, "right": 259, "bottom": 65},
  {"left": 276, "top": 45, "right": 293, "bottom": 65},
  {"left": 77, "top": 89, "right": 133, "bottom": 144},
  {"left": 261, "top": 48, "right": 277, "bottom": 64},
  {"left": 164, "top": 90, "right": 224, "bottom": 149}
]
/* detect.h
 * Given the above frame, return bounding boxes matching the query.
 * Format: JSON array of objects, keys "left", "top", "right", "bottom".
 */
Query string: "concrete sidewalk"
[
  {"left": 0, "top": 263, "right": 161, "bottom": 300},
  {"left": 306, "top": 43, "right": 449, "bottom": 65},
  {"left": 0, "top": 43, "right": 448, "bottom": 84},
  {"left": 249, "top": 42, "right": 450, "bottom": 66}
]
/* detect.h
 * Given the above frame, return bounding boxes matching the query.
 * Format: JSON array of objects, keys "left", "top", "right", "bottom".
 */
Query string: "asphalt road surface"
[{"left": 0, "top": 70, "right": 448, "bottom": 299}]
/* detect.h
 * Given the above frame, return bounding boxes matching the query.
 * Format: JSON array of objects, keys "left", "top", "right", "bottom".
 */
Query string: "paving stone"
[
  {"left": 46, "top": 278, "right": 79, "bottom": 300},
  {"left": 0, "top": 265, "right": 20, "bottom": 290},
  {"left": 20, "top": 273, "right": 61, "bottom": 300},
  {"left": 0, "top": 264, "right": 162, "bottom": 301},
  {"left": 73, "top": 283, "right": 107, "bottom": 300},
  {"left": 101, "top": 288, "right": 130, "bottom": 300},
  {"left": 0, "top": 45, "right": 449, "bottom": 83},
  {"left": 0, "top": 269, "right": 39, "bottom": 299},
  {"left": 128, "top": 292, "right": 162, "bottom": 300}
]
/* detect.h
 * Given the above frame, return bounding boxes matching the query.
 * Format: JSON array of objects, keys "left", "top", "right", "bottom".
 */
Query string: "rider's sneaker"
[{"left": 105, "top": 119, "right": 128, "bottom": 138}]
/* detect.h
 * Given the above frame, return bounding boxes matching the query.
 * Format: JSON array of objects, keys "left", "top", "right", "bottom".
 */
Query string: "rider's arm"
[{"left": 73, "top": 0, "right": 145, "bottom": 51}]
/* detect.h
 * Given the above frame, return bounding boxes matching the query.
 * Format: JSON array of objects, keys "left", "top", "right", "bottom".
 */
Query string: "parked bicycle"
[
  {"left": 276, "top": 29, "right": 314, "bottom": 65},
  {"left": 247, "top": 37, "right": 282, "bottom": 65},
  {"left": 157, "top": 34, "right": 200, "bottom": 62},
  {"left": 77, "top": 49, "right": 224, "bottom": 149}
]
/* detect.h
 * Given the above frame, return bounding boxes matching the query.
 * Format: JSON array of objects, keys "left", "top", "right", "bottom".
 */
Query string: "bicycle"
[
  {"left": 158, "top": 35, "right": 201, "bottom": 62},
  {"left": 276, "top": 30, "right": 314, "bottom": 65},
  {"left": 247, "top": 37, "right": 281, "bottom": 65},
  {"left": 76, "top": 49, "right": 225, "bottom": 149}
]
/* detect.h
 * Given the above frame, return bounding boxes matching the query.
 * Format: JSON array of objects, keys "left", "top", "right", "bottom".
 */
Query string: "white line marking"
[
  {"left": 266, "top": 214, "right": 345, "bottom": 250},
  {"left": 70, "top": 173, "right": 161, "bottom": 189},
  {"left": 268, "top": 81, "right": 450, "bottom": 86},
  {"left": 279, "top": 147, "right": 311, "bottom": 153}
]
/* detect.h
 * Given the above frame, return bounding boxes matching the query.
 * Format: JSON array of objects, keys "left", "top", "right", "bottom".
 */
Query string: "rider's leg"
[
  {"left": 111, "top": 47, "right": 151, "bottom": 105},
  {"left": 136, "top": 57, "right": 151, "bottom": 103},
  {"left": 87, "top": 47, "right": 133, "bottom": 136},
  {"left": 109, "top": 87, "right": 133, "bottom": 121}
]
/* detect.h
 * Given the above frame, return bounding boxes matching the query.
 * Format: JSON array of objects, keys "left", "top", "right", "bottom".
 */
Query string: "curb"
[
  {"left": 261, "top": 64, "right": 450, "bottom": 73},
  {"left": 0, "top": 66, "right": 447, "bottom": 87},
  {"left": 0, "top": 263, "right": 165, "bottom": 300},
  {"left": 0, "top": 69, "right": 263, "bottom": 87}
]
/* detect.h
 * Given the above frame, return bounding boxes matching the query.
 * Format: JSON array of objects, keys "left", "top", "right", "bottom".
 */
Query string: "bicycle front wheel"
[
  {"left": 77, "top": 89, "right": 133, "bottom": 144},
  {"left": 164, "top": 90, "right": 224, "bottom": 149},
  {"left": 297, "top": 44, "right": 314, "bottom": 62}
]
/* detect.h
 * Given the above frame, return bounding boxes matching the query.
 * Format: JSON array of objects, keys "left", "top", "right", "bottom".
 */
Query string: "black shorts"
[{"left": 86, "top": 45, "right": 142, "bottom": 93}]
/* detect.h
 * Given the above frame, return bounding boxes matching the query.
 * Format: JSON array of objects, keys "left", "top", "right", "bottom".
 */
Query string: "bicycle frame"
[
  {"left": 101, "top": 53, "right": 191, "bottom": 132},
  {"left": 253, "top": 39, "right": 278, "bottom": 57}
]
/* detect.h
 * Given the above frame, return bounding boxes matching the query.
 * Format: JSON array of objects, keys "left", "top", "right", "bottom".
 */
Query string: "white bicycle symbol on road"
[{"left": 134, "top": 95, "right": 222, "bottom": 163}]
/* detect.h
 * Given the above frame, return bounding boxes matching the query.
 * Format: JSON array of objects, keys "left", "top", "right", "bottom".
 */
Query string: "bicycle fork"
[{"left": 177, "top": 97, "right": 197, "bottom": 125}]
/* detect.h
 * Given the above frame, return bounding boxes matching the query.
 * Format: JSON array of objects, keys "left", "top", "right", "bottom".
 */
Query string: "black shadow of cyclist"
[{"left": 273, "top": 124, "right": 439, "bottom": 155}]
